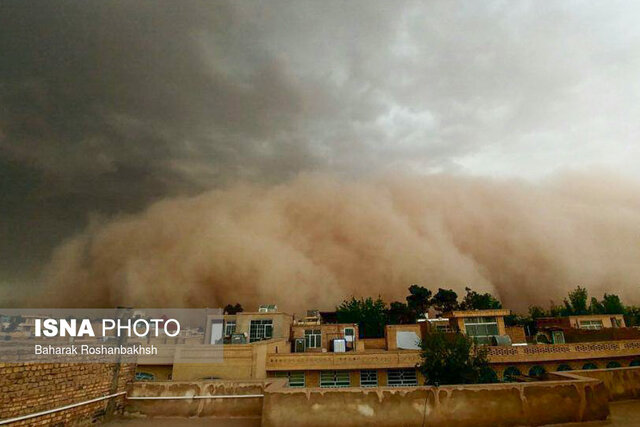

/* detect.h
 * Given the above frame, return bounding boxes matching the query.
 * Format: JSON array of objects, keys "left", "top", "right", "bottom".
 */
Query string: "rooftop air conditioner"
[{"left": 259, "top": 305, "right": 277, "bottom": 313}]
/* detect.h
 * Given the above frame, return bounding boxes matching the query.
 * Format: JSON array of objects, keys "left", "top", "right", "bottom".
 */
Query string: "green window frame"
[{"left": 320, "top": 370, "right": 350, "bottom": 388}]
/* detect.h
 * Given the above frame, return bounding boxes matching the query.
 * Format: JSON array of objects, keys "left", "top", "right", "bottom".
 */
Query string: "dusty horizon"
[{"left": 8, "top": 170, "right": 635, "bottom": 314}]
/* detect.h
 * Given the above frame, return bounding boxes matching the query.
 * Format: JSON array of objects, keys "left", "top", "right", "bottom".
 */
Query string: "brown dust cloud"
[{"left": 29, "top": 172, "right": 640, "bottom": 314}]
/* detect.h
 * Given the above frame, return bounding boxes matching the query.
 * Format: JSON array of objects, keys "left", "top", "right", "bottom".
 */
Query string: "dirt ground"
[
  {"left": 106, "top": 417, "right": 261, "bottom": 426},
  {"left": 107, "top": 400, "right": 640, "bottom": 426}
]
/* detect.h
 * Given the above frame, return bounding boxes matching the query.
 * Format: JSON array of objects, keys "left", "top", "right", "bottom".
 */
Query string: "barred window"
[
  {"left": 320, "top": 370, "right": 350, "bottom": 388},
  {"left": 360, "top": 370, "right": 378, "bottom": 387},
  {"left": 579, "top": 320, "right": 603, "bottom": 330},
  {"left": 249, "top": 319, "right": 273, "bottom": 342},
  {"left": 274, "top": 371, "right": 305, "bottom": 388},
  {"left": 387, "top": 369, "right": 418, "bottom": 387}
]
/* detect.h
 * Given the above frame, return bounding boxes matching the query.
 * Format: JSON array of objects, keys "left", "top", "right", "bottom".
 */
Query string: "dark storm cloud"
[{"left": 1, "top": 1, "right": 640, "bottom": 291}]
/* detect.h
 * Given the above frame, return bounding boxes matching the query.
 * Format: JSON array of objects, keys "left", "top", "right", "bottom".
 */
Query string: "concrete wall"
[
  {"left": 558, "top": 366, "right": 640, "bottom": 401},
  {"left": 505, "top": 326, "right": 527, "bottom": 344},
  {"left": 171, "top": 338, "right": 288, "bottom": 380},
  {"left": 125, "top": 380, "right": 265, "bottom": 419},
  {"left": 569, "top": 314, "right": 626, "bottom": 329},
  {"left": 385, "top": 324, "right": 422, "bottom": 351},
  {"left": 261, "top": 376, "right": 609, "bottom": 427},
  {"left": 0, "top": 362, "right": 135, "bottom": 426}
]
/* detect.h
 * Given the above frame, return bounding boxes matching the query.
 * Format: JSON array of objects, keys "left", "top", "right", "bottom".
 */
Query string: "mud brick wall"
[{"left": 0, "top": 363, "right": 135, "bottom": 426}]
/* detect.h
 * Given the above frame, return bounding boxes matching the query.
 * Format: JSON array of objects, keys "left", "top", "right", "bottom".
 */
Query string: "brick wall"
[
  {"left": 0, "top": 363, "right": 135, "bottom": 426},
  {"left": 505, "top": 326, "right": 526, "bottom": 344}
]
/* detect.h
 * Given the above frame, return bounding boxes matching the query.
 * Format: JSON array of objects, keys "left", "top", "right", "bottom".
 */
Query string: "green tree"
[
  {"left": 589, "top": 297, "right": 605, "bottom": 314},
  {"left": 336, "top": 297, "right": 387, "bottom": 338},
  {"left": 223, "top": 303, "right": 244, "bottom": 315},
  {"left": 431, "top": 288, "right": 459, "bottom": 313},
  {"left": 625, "top": 306, "right": 640, "bottom": 327},
  {"left": 418, "top": 330, "right": 497, "bottom": 385},
  {"left": 460, "top": 287, "right": 502, "bottom": 310},
  {"left": 528, "top": 305, "right": 547, "bottom": 319},
  {"left": 406, "top": 284, "right": 432, "bottom": 319},
  {"left": 563, "top": 286, "right": 589, "bottom": 315},
  {"left": 386, "top": 301, "right": 416, "bottom": 325},
  {"left": 600, "top": 294, "right": 625, "bottom": 314}
]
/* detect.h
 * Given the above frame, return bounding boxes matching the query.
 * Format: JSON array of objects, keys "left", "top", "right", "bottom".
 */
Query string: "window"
[
  {"left": 551, "top": 330, "right": 565, "bottom": 344},
  {"left": 387, "top": 369, "right": 418, "bottom": 387},
  {"left": 274, "top": 371, "right": 305, "bottom": 388},
  {"left": 343, "top": 327, "right": 355, "bottom": 342},
  {"left": 611, "top": 317, "right": 621, "bottom": 328},
  {"left": 503, "top": 366, "right": 521, "bottom": 382},
  {"left": 360, "top": 370, "right": 378, "bottom": 387},
  {"left": 305, "top": 329, "right": 322, "bottom": 348},
  {"left": 579, "top": 320, "right": 603, "bottom": 330},
  {"left": 463, "top": 317, "right": 499, "bottom": 345},
  {"left": 582, "top": 362, "right": 598, "bottom": 370},
  {"left": 529, "top": 365, "right": 546, "bottom": 377},
  {"left": 435, "top": 323, "right": 452, "bottom": 333},
  {"left": 249, "top": 319, "right": 273, "bottom": 342},
  {"left": 320, "top": 371, "right": 350, "bottom": 388},
  {"left": 224, "top": 321, "right": 236, "bottom": 336}
]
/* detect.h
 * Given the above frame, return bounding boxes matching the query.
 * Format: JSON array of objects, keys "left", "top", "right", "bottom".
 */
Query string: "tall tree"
[
  {"left": 406, "top": 284, "right": 432, "bottom": 319},
  {"left": 336, "top": 297, "right": 387, "bottom": 338},
  {"left": 386, "top": 301, "right": 416, "bottom": 325},
  {"left": 563, "top": 286, "right": 589, "bottom": 315},
  {"left": 600, "top": 294, "right": 625, "bottom": 314},
  {"left": 431, "top": 288, "right": 459, "bottom": 313},
  {"left": 418, "top": 330, "right": 497, "bottom": 385},
  {"left": 460, "top": 287, "right": 502, "bottom": 310},
  {"left": 528, "top": 305, "right": 547, "bottom": 319}
]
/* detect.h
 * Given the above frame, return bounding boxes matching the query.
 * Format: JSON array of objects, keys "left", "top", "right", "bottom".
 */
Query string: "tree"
[
  {"left": 336, "top": 297, "right": 387, "bottom": 338},
  {"left": 430, "top": 288, "right": 459, "bottom": 313},
  {"left": 460, "top": 287, "right": 502, "bottom": 310},
  {"left": 224, "top": 303, "right": 244, "bottom": 315},
  {"left": 600, "top": 294, "right": 625, "bottom": 314},
  {"left": 563, "top": 286, "right": 589, "bottom": 315},
  {"left": 386, "top": 301, "right": 416, "bottom": 325},
  {"left": 418, "top": 330, "right": 497, "bottom": 385},
  {"left": 589, "top": 297, "right": 605, "bottom": 314},
  {"left": 625, "top": 306, "right": 640, "bottom": 327},
  {"left": 528, "top": 305, "right": 547, "bottom": 319},
  {"left": 406, "top": 284, "right": 432, "bottom": 319}
]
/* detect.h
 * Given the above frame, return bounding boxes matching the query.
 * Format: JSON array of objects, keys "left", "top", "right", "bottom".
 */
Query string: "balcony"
[
  {"left": 266, "top": 350, "right": 421, "bottom": 371},
  {"left": 486, "top": 340, "right": 640, "bottom": 363}
]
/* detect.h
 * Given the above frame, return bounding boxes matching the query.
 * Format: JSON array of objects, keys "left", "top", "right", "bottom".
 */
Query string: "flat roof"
[{"left": 442, "top": 309, "right": 511, "bottom": 318}]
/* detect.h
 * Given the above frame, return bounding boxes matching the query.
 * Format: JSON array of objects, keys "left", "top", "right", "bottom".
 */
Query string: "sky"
[{"left": 1, "top": 1, "right": 640, "bottom": 306}]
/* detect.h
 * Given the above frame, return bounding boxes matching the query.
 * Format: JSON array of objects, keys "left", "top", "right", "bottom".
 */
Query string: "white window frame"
[
  {"left": 224, "top": 320, "right": 236, "bottom": 336},
  {"left": 463, "top": 316, "right": 499, "bottom": 345},
  {"left": 249, "top": 319, "right": 273, "bottom": 342},
  {"left": 305, "top": 329, "right": 322, "bottom": 348},
  {"left": 579, "top": 320, "right": 603, "bottom": 330}
]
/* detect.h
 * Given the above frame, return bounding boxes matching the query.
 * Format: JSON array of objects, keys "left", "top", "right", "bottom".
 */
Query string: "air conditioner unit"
[
  {"left": 259, "top": 305, "right": 277, "bottom": 313},
  {"left": 332, "top": 339, "right": 346, "bottom": 353}
]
